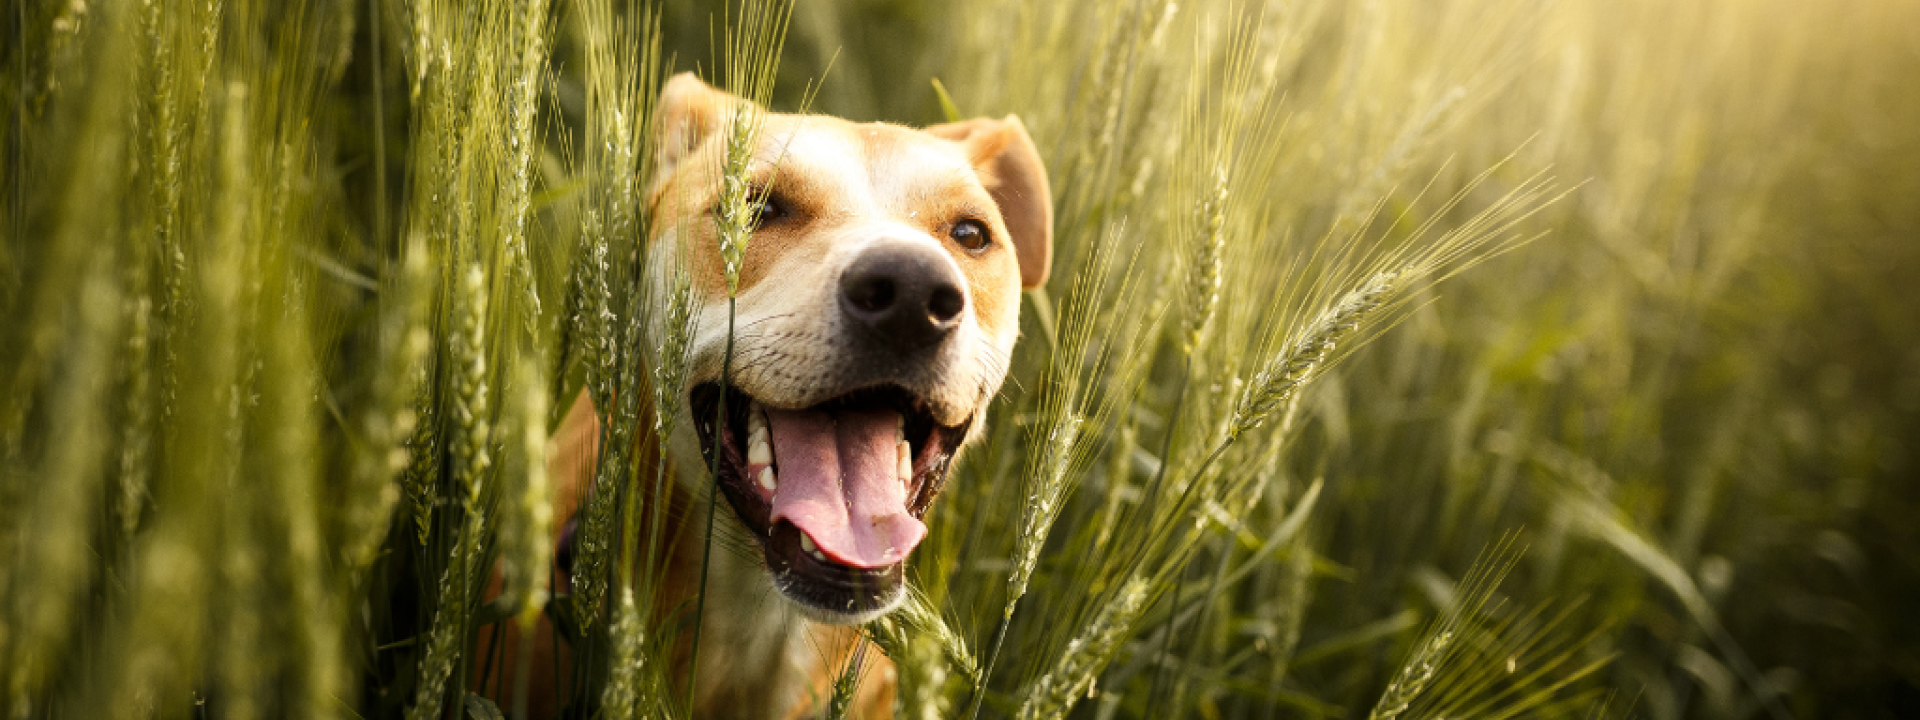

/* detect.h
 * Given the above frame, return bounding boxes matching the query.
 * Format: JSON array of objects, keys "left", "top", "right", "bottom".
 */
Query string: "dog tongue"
[{"left": 766, "top": 406, "right": 926, "bottom": 568}]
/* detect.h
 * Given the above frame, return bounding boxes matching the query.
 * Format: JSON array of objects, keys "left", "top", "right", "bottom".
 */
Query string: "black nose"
[{"left": 840, "top": 244, "right": 966, "bottom": 351}]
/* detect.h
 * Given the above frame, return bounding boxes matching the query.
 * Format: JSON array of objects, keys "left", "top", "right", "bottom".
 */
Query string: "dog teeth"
[
  {"left": 897, "top": 440, "right": 913, "bottom": 481},
  {"left": 748, "top": 433, "right": 771, "bottom": 466},
  {"left": 747, "top": 402, "right": 773, "bottom": 467},
  {"left": 758, "top": 466, "right": 777, "bottom": 492},
  {"left": 748, "top": 403, "right": 768, "bottom": 442},
  {"left": 803, "top": 536, "right": 828, "bottom": 562}
]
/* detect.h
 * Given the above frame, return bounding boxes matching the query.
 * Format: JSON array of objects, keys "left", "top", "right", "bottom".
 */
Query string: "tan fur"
[
  {"left": 924, "top": 116, "right": 1054, "bottom": 290},
  {"left": 486, "top": 73, "right": 1051, "bottom": 718}
]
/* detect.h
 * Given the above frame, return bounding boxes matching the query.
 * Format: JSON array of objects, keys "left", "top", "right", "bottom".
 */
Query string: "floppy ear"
[
  {"left": 925, "top": 116, "right": 1054, "bottom": 289},
  {"left": 653, "top": 73, "right": 743, "bottom": 180}
]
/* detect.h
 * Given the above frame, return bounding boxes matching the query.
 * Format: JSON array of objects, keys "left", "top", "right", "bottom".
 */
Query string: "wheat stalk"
[
  {"left": 405, "top": 507, "right": 487, "bottom": 720},
  {"left": 1370, "top": 630, "right": 1454, "bottom": 720},
  {"left": 348, "top": 238, "right": 434, "bottom": 566},
  {"left": 571, "top": 398, "right": 627, "bottom": 625},
  {"left": 1231, "top": 271, "right": 1396, "bottom": 439},
  {"left": 401, "top": 372, "right": 443, "bottom": 546},
  {"left": 824, "top": 641, "right": 871, "bottom": 720},
  {"left": 406, "top": 263, "right": 494, "bottom": 720},
  {"left": 600, "top": 588, "right": 659, "bottom": 720},
  {"left": 1183, "top": 162, "right": 1230, "bottom": 351},
  {"left": 566, "top": 193, "right": 623, "bottom": 626},
  {"left": 451, "top": 264, "right": 493, "bottom": 504},
  {"left": 888, "top": 632, "right": 955, "bottom": 720},
  {"left": 114, "top": 268, "right": 154, "bottom": 542},
  {"left": 1016, "top": 577, "right": 1151, "bottom": 720},
  {"left": 714, "top": 106, "right": 760, "bottom": 295},
  {"left": 867, "top": 589, "right": 973, "bottom": 720},
  {"left": 502, "top": 357, "right": 553, "bottom": 627},
  {"left": 649, "top": 265, "right": 696, "bottom": 441},
  {"left": 867, "top": 589, "right": 980, "bottom": 684},
  {"left": 566, "top": 1, "right": 660, "bottom": 632},
  {"left": 217, "top": 479, "right": 268, "bottom": 720},
  {"left": 1009, "top": 412, "right": 1083, "bottom": 603},
  {"left": 0, "top": 23, "right": 142, "bottom": 699},
  {"left": 499, "top": 0, "right": 551, "bottom": 333},
  {"left": 687, "top": 2, "right": 796, "bottom": 709},
  {"left": 4, "top": 250, "right": 121, "bottom": 709}
]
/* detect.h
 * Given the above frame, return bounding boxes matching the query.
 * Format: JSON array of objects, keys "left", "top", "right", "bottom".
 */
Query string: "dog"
[{"left": 512, "top": 73, "right": 1052, "bottom": 718}]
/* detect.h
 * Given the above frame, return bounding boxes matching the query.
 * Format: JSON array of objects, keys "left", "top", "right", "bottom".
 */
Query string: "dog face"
[{"left": 646, "top": 74, "right": 1052, "bottom": 623}]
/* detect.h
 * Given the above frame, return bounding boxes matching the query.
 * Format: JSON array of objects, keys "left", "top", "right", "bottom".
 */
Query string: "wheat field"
[{"left": 3, "top": 0, "right": 1917, "bottom": 718}]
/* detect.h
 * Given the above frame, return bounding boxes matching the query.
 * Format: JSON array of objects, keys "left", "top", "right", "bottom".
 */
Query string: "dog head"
[{"left": 646, "top": 73, "right": 1051, "bottom": 623}]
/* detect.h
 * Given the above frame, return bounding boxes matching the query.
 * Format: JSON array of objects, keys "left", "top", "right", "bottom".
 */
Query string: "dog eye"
[
  {"left": 752, "top": 193, "right": 786, "bottom": 229},
  {"left": 949, "top": 219, "right": 990, "bottom": 251}
]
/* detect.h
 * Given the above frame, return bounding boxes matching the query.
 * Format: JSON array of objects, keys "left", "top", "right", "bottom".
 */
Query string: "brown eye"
[
  {"left": 950, "top": 219, "right": 990, "bottom": 251},
  {"left": 752, "top": 192, "right": 785, "bottom": 229}
]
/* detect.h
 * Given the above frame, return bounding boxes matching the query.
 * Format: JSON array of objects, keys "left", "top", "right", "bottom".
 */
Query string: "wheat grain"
[
  {"left": 405, "top": 264, "right": 495, "bottom": 720},
  {"left": 600, "top": 589, "right": 652, "bottom": 719},
  {"left": 452, "top": 264, "right": 493, "bottom": 504},
  {"left": 1010, "top": 412, "right": 1083, "bottom": 602},
  {"left": 402, "top": 375, "right": 442, "bottom": 547},
  {"left": 115, "top": 282, "right": 153, "bottom": 542},
  {"left": 869, "top": 590, "right": 972, "bottom": 719},
  {"left": 4, "top": 251, "right": 121, "bottom": 710},
  {"left": 715, "top": 108, "right": 759, "bottom": 295},
  {"left": 406, "top": 508, "right": 487, "bottom": 720},
  {"left": 500, "top": 0, "right": 551, "bottom": 333},
  {"left": 503, "top": 357, "right": 553, "bottom": 627},
  {"left": 1016, "top": 578, "right": 1151, "bottom": 720},
  {"left": 570, "top": 391, "right": 626, "bottom": 625},
  {"left": 348, "top": 238, "right": 434, "bottom": 566},
  {"left": 824, "top": 641, "right": 870, "bottom": 720},
  {"left": 1231, "top": 272, "right": 1395, "bottom": 439},
  {"left": 868, "top": 589, "right": 980, "bottom": 684},
  {"left": 1183, "top": 163, "right": 1230, "bottom": 351}
]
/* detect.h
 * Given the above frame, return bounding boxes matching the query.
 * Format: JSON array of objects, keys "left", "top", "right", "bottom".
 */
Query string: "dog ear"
[
  {"left": 654, "top": 72, "right": 745, "bottom": 178},
  {"left": 926, "top": 116, "right": 1054, "bottom": 289}
]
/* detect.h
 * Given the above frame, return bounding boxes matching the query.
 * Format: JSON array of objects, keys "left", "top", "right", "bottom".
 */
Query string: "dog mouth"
[{"left": 690, "top": 382, "right": 968, "bottom": 622}]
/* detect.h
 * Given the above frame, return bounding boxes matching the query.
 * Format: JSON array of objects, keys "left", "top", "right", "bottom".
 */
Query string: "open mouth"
[{"left": 690, "top": 382, "right": 968, "bottom": 622}]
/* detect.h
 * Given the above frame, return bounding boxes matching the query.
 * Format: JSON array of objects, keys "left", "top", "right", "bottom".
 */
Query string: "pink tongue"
[{"left": 766, "top": 407, "right": 926, "bottom": 569}]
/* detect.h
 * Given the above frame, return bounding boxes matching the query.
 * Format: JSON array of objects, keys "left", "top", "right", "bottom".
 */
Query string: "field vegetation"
[{"left": 3, "top": 0, "right": 1917, "bottom": 718}]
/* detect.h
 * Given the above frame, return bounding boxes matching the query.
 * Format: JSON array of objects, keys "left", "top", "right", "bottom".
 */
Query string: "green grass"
[{"left": 4, "top": 0, "right": 1918, "bottom": 718}]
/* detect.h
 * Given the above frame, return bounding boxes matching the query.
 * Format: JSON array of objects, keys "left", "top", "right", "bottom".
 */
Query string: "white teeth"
[
  {"left": 812, "top": 550, "right": 827, "bottom": 562},
  {"left": 800, "top": 534, "right": 816, "bottom": 552},
  {"left": 896, "top": 416, "right": 910, "bottom": 481},
  {"left": 747, "top": 401, "right": 773, "bottom": 466},
  {"left": 748, "top": 402, "right": 768, "bottom": 444},
  {"left": 748, "top": 433, "right": 772, "bottom": 465},
  {"left": 758, "top": 465, "right": 777, "bottom": 492}
]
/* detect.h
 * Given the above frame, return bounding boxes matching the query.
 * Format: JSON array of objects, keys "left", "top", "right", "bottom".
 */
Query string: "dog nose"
[{"left": 840, "top": 244, "right": 966, "bottom": 350}]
